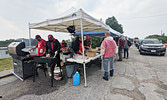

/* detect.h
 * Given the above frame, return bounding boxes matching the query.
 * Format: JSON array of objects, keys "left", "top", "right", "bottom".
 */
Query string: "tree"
[
  {"left": 0, "top": 39, "right": 16, "bottom": 47},
  {"left": 134, "top": 37, "right": 139, "bottom": 39},
  {"left": 106, "top": 16, "right": 124, "bottom": 34},
  {"left": 90, "top": 37, "right": 102, "bottom": 48},
  {"left": 65, "top": 39, "right": 71, "bottom": 46},
  {"left": 145, "top": 35, "right": 167, "bottom": 43}
]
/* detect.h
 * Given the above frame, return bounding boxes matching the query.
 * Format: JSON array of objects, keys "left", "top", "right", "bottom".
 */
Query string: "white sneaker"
[{"left": 48, "top": 72, "right": 52, "bottom": 76}]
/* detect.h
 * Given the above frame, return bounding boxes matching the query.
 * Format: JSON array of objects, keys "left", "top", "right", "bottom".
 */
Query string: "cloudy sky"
[{"left": 0, "top": 0, "right": 167, "bottom": 41}]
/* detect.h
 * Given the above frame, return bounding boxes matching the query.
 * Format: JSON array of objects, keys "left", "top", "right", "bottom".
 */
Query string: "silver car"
[{"left": 139, "top": 39, "right": 166, "bottom": 56}]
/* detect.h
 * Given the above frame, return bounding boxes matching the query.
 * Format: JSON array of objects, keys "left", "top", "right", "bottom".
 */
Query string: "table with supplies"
[{"left": 66, "top": 49, "right": 102, "bottom": 86}]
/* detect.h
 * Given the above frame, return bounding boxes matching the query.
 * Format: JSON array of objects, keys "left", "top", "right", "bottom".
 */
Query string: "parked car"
[
  {"left": 137, "top": 39, "right": 142, "bottom": 49},
  {"left": 135, "top": 40, "right": 139, "bottom": 47},
  {"left": 139, "top": 39, "right": 166, "bottom": 56}
]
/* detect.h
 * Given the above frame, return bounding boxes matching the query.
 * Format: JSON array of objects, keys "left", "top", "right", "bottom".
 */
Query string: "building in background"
[{"left": 0, "top": 47, "right": 10, "bottom": 59}]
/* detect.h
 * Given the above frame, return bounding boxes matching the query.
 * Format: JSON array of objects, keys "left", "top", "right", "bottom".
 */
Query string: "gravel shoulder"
[{"left": 0, "top": 46, "right": 167, "bottom": 100}]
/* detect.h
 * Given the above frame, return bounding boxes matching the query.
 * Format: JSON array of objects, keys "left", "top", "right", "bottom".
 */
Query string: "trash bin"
[{"left": 66, "top": 65, "right": 74, "bottom": 78}]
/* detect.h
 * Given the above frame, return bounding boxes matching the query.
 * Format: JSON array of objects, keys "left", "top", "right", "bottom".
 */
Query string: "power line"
[
  {"left": 119, "top": 13, "right": 167, "bottom": 21},
  {"left": 134, "top": 13, "right": 167, "bottom": 19}
]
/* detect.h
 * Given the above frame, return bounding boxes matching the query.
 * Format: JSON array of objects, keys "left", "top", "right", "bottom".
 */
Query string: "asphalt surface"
[{"left": 0, "top": 45, "right": 167, "bottom": 100}]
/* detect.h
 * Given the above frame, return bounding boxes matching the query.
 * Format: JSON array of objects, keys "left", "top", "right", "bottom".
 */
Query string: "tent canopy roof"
[
  {"left": 73, "top": 26, "right": 122, "bottom": 37},
  {"left": 73, "top": 31, "right": 122, "bottom": 37},
  {"left": 29, "top": 8, "right": 109, "bottom": 33}
]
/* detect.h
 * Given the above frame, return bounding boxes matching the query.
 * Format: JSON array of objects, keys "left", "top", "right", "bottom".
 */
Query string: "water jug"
[{"left": 73, "top": 71, "right": 80, "bottom": 86}]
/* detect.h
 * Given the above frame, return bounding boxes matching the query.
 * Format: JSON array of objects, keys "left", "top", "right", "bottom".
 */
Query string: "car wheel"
[
  {"left": 140, "top": 52, "right": 143, "bottom": 55},
  {"left": 160, "top": 53, "right": 165, "bottom": 56}
]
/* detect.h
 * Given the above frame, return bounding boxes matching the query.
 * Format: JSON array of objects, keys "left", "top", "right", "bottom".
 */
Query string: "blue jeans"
[
  {"left": 103, "top": 56, "right": 114, "bottom": 77},
  {"left": 124, "top": 48, "right": 129, "bottom": 58}
]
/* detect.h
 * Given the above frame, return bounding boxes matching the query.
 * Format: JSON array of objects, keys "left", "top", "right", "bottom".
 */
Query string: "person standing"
[
  {"left": 29, "top": 35, "right": 46, "bottom": 56},
  {"left": 61, "top": 40, "right": 67, "bottom": 48},
  {"left": 46, "top": 34, "right": 61, "bottom": 67},
  {"left": 84, "top": 35, "right": 91, "bottom": 50},
  {"left": 101, "top": 32, "right": 116, "bottom": 81},
  {"left": 124, "top": 36, "right": 131, "bottom": 59},
  {"left": 118, "top": 36, "right": 124, "bottom": 61},
  {"left": 73, "top": 37, "right": 82, "bottom": 55},
  {"left": 69, "top": 38, "right": 75, "bottom": 57}
]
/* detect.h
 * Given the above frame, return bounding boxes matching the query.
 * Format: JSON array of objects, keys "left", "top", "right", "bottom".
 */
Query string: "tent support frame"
[
  {"left": 28, "top": 23, "right": 32, "bottom": 48},
  {"left": 80, "top": 17, "right": 87, "bottom": 87}
]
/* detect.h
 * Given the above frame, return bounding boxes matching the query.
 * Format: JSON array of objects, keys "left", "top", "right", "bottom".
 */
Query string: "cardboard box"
[{"left": 86, "top": 49, "right": 97, "bottom": 57}]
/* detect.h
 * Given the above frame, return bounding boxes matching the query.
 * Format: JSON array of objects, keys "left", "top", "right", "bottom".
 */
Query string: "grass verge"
[{"left": 0, "top": 57, "right": 13, "bottom": 72}]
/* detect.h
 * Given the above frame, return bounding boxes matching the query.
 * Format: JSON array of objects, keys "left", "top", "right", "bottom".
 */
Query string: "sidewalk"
[
  {"left": 0, "top": 46, "right": 167, "bottom": 100},
  {"left": 0, "top": 69, "right": 13, "bottom": 79}
]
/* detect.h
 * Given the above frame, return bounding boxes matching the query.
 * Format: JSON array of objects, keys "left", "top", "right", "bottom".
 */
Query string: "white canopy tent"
[
  {"left": 29, "top": 8, "right": 110, "bottom": 87},
  {"left": 29, "top": 8, "right": 109, "bottom": 33}
]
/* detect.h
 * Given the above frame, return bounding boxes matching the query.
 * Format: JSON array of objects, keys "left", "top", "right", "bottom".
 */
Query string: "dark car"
[
  {"left": 135, "top": 40, "right": 139, "bottom": 47},
  {"left": 137, "top": 39, "right": 142, "bottom": 49},
  {"left": 139, "top": 39, "right": 166, "bottom": 56}
]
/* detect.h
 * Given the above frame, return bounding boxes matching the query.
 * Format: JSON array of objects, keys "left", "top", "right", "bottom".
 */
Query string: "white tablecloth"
[{"left": 67, "top": 54, "right": 102, "bottom": 64}]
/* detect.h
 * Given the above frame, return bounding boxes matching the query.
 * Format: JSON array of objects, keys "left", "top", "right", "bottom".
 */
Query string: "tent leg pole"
[
  {"left": 28, "top": 23, "right": 32, "bottom": 48},
  {"left": 80, "top": 17, "right": 87, "bottom": 87},
  {"left": 83, "top": 63, "right": 87, "bottom": 87}
]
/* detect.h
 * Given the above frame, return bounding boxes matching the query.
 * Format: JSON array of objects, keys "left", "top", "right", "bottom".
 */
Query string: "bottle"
[
  {"left": 73, "top": 55, "right": 75, "bottom": 59},
  {"left": 73, "top": 71, "right": 80, "bottom": 86}
]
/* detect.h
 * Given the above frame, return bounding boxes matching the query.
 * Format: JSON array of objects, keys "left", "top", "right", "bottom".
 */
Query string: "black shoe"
[
  {"left": 123, "top": 57, "right": 125, "bottom": 58},
  {"left": 103, "top": 76, "right": 108, "bottom": 81},
  {"left": 117, "top": 59, "right": 122, "bottom": 61},
  {"left": 110, "top": 70, "right": 114, "bottom": 77}
]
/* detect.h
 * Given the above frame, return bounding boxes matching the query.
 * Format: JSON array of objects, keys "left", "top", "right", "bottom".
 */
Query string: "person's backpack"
[{"left": 128, "top": 40, "right": 132, "bottom": 47}]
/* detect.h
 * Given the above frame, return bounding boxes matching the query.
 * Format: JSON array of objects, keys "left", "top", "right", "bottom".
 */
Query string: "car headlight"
[
  {"left": 161, "top": 45, "right": 166, "bottom": 48},
  {"left": 141, "top": 45, "right": 148, "bottom": 48}
]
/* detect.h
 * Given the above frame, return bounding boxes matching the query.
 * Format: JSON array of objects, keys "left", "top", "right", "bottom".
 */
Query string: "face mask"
[
  {"left": 37, "top": 38, "right": 40, "bottom": 41},
  {"left": 48, "top": 38, "right": 53, "bottom": 42}
]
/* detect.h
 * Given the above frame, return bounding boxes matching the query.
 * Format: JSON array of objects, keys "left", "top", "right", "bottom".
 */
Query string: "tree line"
[
  {"left": 145, "top": 35, "right": 167, "bottom": 43},
  {"left": 0, "top": 38, "right": 37, "bottom": 47}
]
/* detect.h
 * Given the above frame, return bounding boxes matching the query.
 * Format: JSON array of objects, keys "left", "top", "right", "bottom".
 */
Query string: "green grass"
[{"left": 0, "top": 57, "right": 13, "bottom": 72}]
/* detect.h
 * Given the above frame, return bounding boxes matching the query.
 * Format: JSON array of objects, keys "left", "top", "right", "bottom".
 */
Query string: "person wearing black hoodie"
[
  {"left": 72, "top": 37, "right": 82, "bottom": 55},
  {"left": 46, "top": 34, "right": 61, "bottom": 67}
]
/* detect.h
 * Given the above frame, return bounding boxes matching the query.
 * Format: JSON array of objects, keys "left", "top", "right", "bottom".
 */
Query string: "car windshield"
[{"left": 142, "top": 40, "right": 160, "bottom": 44}]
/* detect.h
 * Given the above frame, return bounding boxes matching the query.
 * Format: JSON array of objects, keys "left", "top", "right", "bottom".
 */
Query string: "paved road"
[{"left": 0, "top": 46, "right": 167, "bottom": 100}]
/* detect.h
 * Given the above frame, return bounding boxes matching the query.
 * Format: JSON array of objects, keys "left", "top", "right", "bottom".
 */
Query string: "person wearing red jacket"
[
  {"left": 72, "top": 37, "right": 82, "bottom": 55},
  {"left": 76, "top": 37, "right": 83, "bottom": 55},
  {"left": 118, "top": 36, "right": 124, "bottom": 61},
  {"left": 101, "top": 32, "right": 116, "bottom": 81},
  {"left": 46, "top": 34, "right": 61, "bottom": 67},
  {"left": 61, "top": 40, "right": 67, "bottom": 48},
  {"left": 84, "top": 35, "right": 91, "bottom": 50},
  {"left": 29, "top": 35, "right": 46, "bottom": 56}
]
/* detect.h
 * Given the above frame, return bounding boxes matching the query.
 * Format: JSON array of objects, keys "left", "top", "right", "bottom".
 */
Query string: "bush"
[
  {"left": 145, "top": 35, "right": 167, "bottom": 43},
  {"left": 90, "top": 37, "right": 102, "bottom": 48}
]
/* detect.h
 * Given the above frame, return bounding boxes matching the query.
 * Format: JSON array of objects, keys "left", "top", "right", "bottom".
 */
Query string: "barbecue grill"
[{"left": 8, "top": 42, "right": 34, "bottom": 81}]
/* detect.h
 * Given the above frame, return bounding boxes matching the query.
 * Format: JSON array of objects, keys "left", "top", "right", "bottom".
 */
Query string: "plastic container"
[
  {"left": 66, "top": 65, "right": 74, "bottom": 78},
  {"left": 73, "top": 71, "right": 80, "bottom": 86},
  {"left": 54, "top": 67, "right": 62, "bottom": 73},
  {"left": 54, "top": 67, "right": 62, "bottom": 80}
]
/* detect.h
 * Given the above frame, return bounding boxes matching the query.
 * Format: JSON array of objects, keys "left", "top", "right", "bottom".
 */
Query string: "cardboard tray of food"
[{"left": 86, "top": 49, "right": 97, "bottom": 57}]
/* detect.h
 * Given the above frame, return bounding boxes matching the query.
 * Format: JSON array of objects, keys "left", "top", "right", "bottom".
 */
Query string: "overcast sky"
[{"left": 0, "top": 0, "right": 167, "bottom": 41}]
